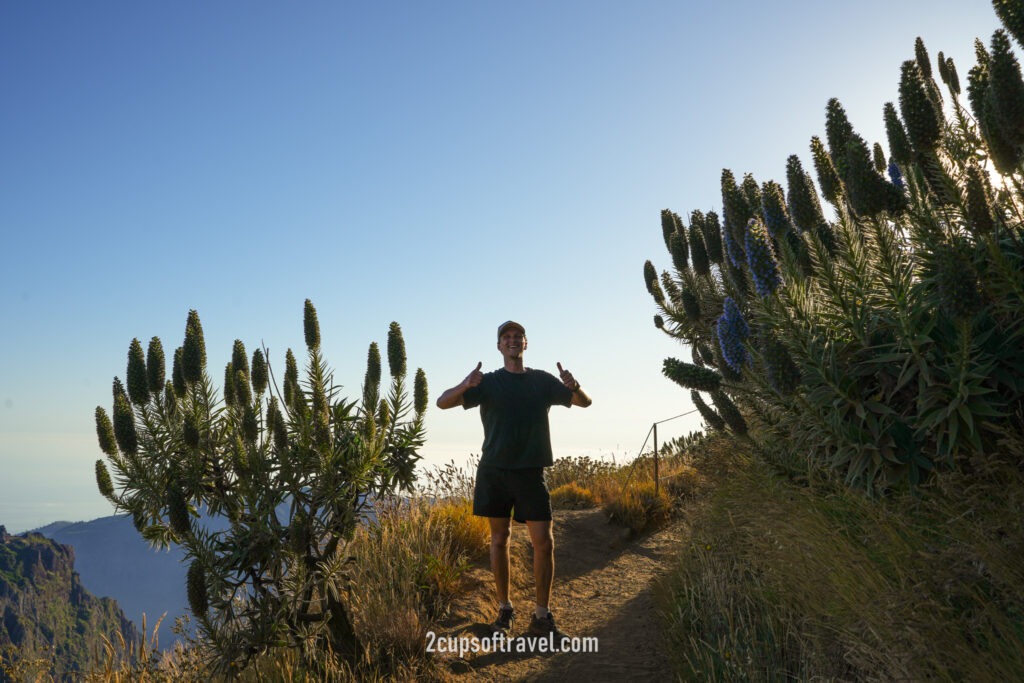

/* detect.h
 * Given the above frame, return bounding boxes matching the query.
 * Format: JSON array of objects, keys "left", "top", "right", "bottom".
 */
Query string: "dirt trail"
[{"left": 434, "top": 508, "right": 688, "bottom": 682}]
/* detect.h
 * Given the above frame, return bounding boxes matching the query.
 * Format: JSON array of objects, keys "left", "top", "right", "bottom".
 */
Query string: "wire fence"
[{"left": 621, "top": 408, "right": 700, "bottom": 493}]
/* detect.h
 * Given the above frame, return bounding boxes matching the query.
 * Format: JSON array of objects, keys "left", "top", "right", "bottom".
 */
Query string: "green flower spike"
[
  {"left": 643, "top": 260, "right": 657, "bottom": 295},
  {"left": 95, "top": 460, "right": 115, "bottom": 500},
  {"left": 937, "top": 50, "right": 950, "bottom": 85},
  {"left": 387, "top": 321, "right": 407, "bottom": 379},
  {"left": 182, "top": 310, "right": 206, "bottom": 384},
  {"left": 364, "top": 342, "right": 381, "bottom": 408},
  {"left": 660, "top": 209, "right": 676, "bottom": 251},
  {"left": 172, "top": 347, "right": 186, "bottom": 398},
  {"left": 872, "top": 143, "right": 886, "bottom": 174},
  {"left": 899, "top": 60, "right": 941, "bottom": 155},
  {"left": 989, "top": 30, "right": 1024, "bottom": 147},
  {"left": 270, "top": 398, "right": 288, "bottom": 453},
  {"left": 809, "top": 137, "right": 843, "bottom": 205},
  {"left": 982, "top": 85, "right": 1022, "bottom": 175},
  {"left": 721, "top": 169, "right": 752, "bottom": 246},
  {"left": 231, "top": 340, "right": 249, "bottom": 381},
  {"left": 284, "top": 349, "right": 299, "bottom": 408},
  {"left": 661, "top": 271, "right": 681, "bottom": 305},
  {"left": 234, "top": 369, "right": 251, "bottom": 407},
  {"left": 691, "top": 391, "right": 725, "bottom": 432},
  {"left": 223, "top": 362, "right": 236, "bottom": 408},
  {"left": 914, "top": 36, "right": 932, "bottom": 80},
  {"left": 95, "top": 406, "right": 118, "bottom": 456},
  {"left": 844, "top": 134, "right": 905, "bottom": 216},
  {"left": 662, "top": 358, "right": 721, "bottom": 392},
  {"left": 825, "top": 98, "right": 855, "bottom": 171},
  {"left": 414, "top": 367, "right": 428, "bottom": 416},
  {"left": 964, "top": 163, "right": 996, "bottom": 234},
  {"left": 186, "top": 561, "right": 208, "bottom": 616},
  {"left": 702, "top": 211, "right": 724, "bottom": 264},
  {"left": 168, "top": 485, "right": 190, "bottom": 537},
  {"left": 688, "top": 222, "right": 710, "bottom": 277},
  {"left": 146, "top": 337, "right": 165, "bottom": 395},
  {"left": 164, "top": 381, "right": 176, "bottom": 415},
  {"left": 113, "top": 392, "right": 138, "bottom": 456},
  {"left": 741, "top": 174, "right": 762, "bottom": 221},
  {"left": 126, "top": 338, "right": 149, "bottom": 406},
  {"left": 993, "top": 0, "right": 1024, "bottom": 51},
  {"left": 251, "top": 349, "right": 268, "bottom": 396},
  {"left": 243, "top": 404, "right": 258, "bottom": 442},
  {"left": 711, "top": 391, "right": 747, "bottom": 436},
  {"left": 946, "top": 57, "right": 961, "bottom": 95},
  {"left": 303, "top": 299, "right": 320, "bottom": 350},
  {"left": 785, "top": 155, "right": 825, "bottom": 233},
  {"left": 883, "top": 102, "right": 913, "bottom": 166},
  {"left": 670, "top": 231, "right": 689, "bottom": 273},
  {"left": 233, "top": 434, "right": 248, "bottom": 472},
  {"left": 378, "top": 399, "right": 391, "bottom": 432}
]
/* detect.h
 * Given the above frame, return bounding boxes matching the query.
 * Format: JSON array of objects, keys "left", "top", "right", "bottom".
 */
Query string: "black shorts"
[{"left": 472, "top": 465, "right": 552, "bottom": 523}]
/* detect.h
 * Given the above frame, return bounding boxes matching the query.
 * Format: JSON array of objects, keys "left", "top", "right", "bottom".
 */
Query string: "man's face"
[{"left": 498, "top": 329, "right": 527, "bottom": 359}]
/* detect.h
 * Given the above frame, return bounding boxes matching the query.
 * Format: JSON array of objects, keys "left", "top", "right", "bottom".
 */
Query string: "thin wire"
[{"left": 620, "top": 407, "right": 699, "bottom": 490}]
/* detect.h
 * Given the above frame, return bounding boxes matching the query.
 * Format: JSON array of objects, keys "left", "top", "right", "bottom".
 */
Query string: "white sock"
[
  {"left": 535, "top": 605, "right": 549, "bottom": 619},
  {"left": 500, "top": 601, "right": 513, "bottom": 610}
]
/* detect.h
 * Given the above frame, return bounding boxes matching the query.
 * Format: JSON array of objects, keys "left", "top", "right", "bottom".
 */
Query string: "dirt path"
[{"left": 434, "top": 508, "right": 688, "bottom": 682}]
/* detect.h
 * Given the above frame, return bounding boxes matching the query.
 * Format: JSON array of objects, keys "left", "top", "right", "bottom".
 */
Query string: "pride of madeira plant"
[
  {"left": 648, "top": 13, "right": 1024, "bottom": 493},
  {"left": 92, "top": 300, "right": 428, "bottom": 673}
]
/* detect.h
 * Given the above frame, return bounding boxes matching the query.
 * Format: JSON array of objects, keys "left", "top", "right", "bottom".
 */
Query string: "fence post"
[{"left": 653, "top": 422, "right": 659, "bottom": 496}]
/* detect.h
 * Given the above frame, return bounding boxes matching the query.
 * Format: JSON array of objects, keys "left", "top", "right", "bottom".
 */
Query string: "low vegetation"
[{"left": 658, "top": 431, "right": 1024, "bottom": 681}]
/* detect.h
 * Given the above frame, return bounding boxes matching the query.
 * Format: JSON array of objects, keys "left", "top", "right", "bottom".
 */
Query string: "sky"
[{"left": 0, "top": 1, "right": 1005, "bottom": 532}]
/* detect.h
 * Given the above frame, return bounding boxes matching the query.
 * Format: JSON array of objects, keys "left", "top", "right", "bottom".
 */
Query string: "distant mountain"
[
  {"left": 34, "top": 515, "right": 191, "bottom": 648},
  {"left": 32, "top": 498, "right": 377, "bottom": 649},
  {"left": 0, "top": 525, "right": 137, "bottom": 682}
]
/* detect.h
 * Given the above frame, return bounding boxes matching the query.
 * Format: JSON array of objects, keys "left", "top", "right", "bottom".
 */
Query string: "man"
[{"left": 436, "top": 320, "right": 592, "bottom": 644}]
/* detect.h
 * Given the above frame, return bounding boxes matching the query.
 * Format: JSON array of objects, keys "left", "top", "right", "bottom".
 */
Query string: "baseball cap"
[{"left": 497, "top": 320, "right": 526, "bottom": 339}]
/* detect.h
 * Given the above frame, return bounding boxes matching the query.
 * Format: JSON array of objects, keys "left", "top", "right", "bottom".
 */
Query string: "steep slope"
[
  {"left": 0, "top": 526, "right": 137, "bottom": 681},
  {"left": 36, "top": 516, "right": 189, "bottom": 647}
]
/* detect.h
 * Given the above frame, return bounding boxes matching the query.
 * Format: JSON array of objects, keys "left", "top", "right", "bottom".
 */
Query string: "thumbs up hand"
[
  {"left": 463, "top": 362, "right": 484, "bottom": 389},
  {"left": 557, "top": 362, "right": 579, "bottom": 390}
]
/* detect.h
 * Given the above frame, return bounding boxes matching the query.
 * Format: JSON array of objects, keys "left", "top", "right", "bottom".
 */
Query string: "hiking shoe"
[
  {"left": 491, "top": 606, "right": 515, "bottom": 635},
  {"left": 527, "top": 612, "right": 569, "bottom": 647}
]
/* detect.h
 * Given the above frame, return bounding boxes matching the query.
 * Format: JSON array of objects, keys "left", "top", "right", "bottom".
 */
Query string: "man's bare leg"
[
  {"left": 526, "top": 520, "right": 553, "bottom": 609},
  {"left": 488, "top": 517, "right": 512, "bottom": 603}
]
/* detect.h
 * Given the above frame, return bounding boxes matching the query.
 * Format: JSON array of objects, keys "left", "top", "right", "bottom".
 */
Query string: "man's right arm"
[{"left": 436, "top": 362, "right": 484, "bottom": 410}]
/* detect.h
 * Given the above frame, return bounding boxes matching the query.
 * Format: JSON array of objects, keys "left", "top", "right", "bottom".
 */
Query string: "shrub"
[
  {"left": 549, "top": 482, "right": 597, "bottom": 509},
  {"left": 604, "top": 482, "right": 671, "bottom": 535},
  {"left": 643, "top": 17, "right": 1024, "bottom": 492},
  {"left": 92, "top": 301, "right": 428, "bottom": 672},
  {"left": 428, "top": 499, "right": 489, "bottom": 560}
]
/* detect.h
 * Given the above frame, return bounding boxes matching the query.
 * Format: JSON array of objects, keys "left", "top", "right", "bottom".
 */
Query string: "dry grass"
[
  {"left": 603, "top": 482, "right": 672, "bottom": 534},
  {"left": 657, "top": 431, "right": 1024, "bottom": 681},
  {"left": 549, "top": 482, "right": 597, "bottom": 509}
]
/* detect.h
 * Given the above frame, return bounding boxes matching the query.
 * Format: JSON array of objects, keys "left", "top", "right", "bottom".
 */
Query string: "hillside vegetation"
[{"left": 0, "top": 527, "right": 137, "bottom": 682}]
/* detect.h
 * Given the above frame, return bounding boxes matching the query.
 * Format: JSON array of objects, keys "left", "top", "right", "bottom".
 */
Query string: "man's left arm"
[{"left": 556, "top": 362, "right": 592, "bottom": 408}]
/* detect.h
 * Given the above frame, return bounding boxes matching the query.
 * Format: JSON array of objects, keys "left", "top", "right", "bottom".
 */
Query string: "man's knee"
[{"left": 490, "top": 528, "right": 510, "bottom": 549}]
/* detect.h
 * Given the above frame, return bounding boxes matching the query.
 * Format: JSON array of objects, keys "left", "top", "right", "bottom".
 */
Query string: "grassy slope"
[{"left": 656, "top": 432, "right": 1024, "bottom": 681}]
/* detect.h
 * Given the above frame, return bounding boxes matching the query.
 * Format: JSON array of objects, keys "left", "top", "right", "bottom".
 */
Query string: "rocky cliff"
[{"left": 0, "top": 525, "right": 137, "bottom": 681}]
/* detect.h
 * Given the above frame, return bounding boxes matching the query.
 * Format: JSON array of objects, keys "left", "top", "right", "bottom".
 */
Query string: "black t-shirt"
[{"left": 462, "top": 368, "right": 574, "bottom": 468}]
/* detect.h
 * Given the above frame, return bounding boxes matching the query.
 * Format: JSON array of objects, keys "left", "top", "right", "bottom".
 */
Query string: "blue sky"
[{"left": 0, "top": 1, "right": 1003, "bottom": 531}]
